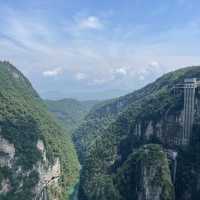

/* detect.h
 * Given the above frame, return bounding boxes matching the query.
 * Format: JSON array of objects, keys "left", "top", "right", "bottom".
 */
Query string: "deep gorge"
[{"left": 1, "top": 62, "right": 200, "bottom": 200}]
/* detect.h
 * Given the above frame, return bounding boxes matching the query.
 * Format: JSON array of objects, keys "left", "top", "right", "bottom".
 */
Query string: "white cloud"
[
  {"left": 75, "top": 72, "right": 87, "bottom": 80},
  {"left": 147, "top": 61, "right": 163, "bottom": 74},
  {"left": 43, "top": 67, "right": 63, "bottom": 77},
  {"left": 114, "top": 68, "right": 127, "bottom": 76},
  {"left": 89, "top": 78, "right": 107, "bottom": 85},
  {"left": 88, "top": 68, "right": 127, "bottom": 86},
  {"left": 78, "top": 16, "right": 103, "bottom": 30},
  {"left": 2, "top": 5, "right": 200, "bottom": 98},
  {"left": 139, "top": 75, "right": 145, "bottom": 81},
  {"left": 148, "top": 61, "right": 160, "bottom": 69}
]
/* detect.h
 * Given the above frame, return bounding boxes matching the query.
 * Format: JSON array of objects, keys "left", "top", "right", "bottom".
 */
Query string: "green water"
[{"left": 70, "top": 182, "right": 79, "bottom": 200}]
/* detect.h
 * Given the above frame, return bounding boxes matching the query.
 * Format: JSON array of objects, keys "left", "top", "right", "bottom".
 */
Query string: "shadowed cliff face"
[{"left": 115, "top": 144, "right": 174, "bottom": 200}]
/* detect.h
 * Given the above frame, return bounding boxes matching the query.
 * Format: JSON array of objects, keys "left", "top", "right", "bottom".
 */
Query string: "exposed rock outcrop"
[
  {"left": 0, "top": 136, "right": 15, "bottom": 195},
  {"left": 116, "top": 144, "right": 174, "bottom": 200},
  {"left": 0, "top": 135, "right": 15, "bottom": 168},
  {"left": 0, "top": 137, "right": 61, "bottom": 199},
  {"left": 34, "top": 140, "right": 61, "bottom": 199},
  {"left": 77, "top": 66, "right": 200, "bottom": 200},
  {"left": 0, "top": 178, "right": 11, "bottom": 194},
  {"left": 0, "top": 61, "right": 80, "bottom": 200}
]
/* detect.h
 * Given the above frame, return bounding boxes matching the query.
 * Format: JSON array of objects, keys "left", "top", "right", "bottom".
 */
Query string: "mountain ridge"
[
  {"left": 45, "top": 98, "right": 99, "bottom": 135},
  {"left": 76, "top": 65, "right": 200, "bottom": 200},
  {"left": 0, "top": 61, "right": 80, "bottom": 200},
  {"left": 73, "top": 66, "right": 199, "bottom": 161}
]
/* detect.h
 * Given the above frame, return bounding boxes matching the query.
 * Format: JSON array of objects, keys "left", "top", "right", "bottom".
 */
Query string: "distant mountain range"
[
  {"left": 45, "top": 98, "right": 99, "bottom": 134},
  {"left": 41, "top": 88, "right": 131, "bottom": 101},
  {"left": 2, "top": 61, "right": 200, "bottom": 200}
]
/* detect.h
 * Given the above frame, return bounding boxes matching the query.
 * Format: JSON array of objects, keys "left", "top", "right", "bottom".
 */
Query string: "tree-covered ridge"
[
  {"left": 45, "top": 98, "right": 98, "bottom": 135},
  {"left": 115, "top": 144, "right": 174, "bottom": 200},
  {"left": 78, "top": 66, "right": 200, "bottom": 200},
  {"left": 0, "top": 61, "right": 80, "bottom": 200},
  {"left": 73, "top": 66, "right": 200, "bottom": 162}
]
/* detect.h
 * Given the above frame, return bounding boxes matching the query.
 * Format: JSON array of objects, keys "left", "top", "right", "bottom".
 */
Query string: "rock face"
[
  {"left": 0, "top": 61, "right": 79, "bottom": 200},
  {"left": 116, "top": 145, "right": 174, "bottom": 200},
  {"left": 34, "top": 140, "right": 61, "bottom": 199},
  {"left": 0, "top": 137, "right": 61, "bottom": 198},
  {"left": 77, "top": 66, "right": 200, "bottom": 200},
  {"left": 0, "top": 136, "right": 15, "bottom": 196},
  {"left": 0, "top": 178, "right": 11, "bottom": 194},
  {"left": 144, "top": 121, "right": 154, "bottom": 139},
  {"left": 0, "top": 136, "right": 15, "bottom": 168}
]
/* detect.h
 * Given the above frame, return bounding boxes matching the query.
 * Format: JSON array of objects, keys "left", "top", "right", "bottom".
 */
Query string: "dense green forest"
[
  {"left": 0, "top": 61, "right": 80, "bottom": 200},
  {"left": 75, "top": 66, "right": 200, "bottom": 200},
  {"left": 45, "top": 99, "right": 98, "bottom": 135},
  {"left": 1, "top": 61, "right": 200, "bottom": 200}
]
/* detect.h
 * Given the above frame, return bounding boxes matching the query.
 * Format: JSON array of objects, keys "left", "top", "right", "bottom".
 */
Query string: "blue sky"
[{"left": 1, "top": 0, "right": 200, "bottom": 100}]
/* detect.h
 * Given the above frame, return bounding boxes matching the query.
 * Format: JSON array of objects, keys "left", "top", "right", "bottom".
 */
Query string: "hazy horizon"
[{"left": 1, "top": 0, "right": 200, "bottom": 100}]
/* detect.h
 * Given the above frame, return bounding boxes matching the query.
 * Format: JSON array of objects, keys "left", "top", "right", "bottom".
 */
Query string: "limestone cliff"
[
  {"left": 115, "top": 144, "right": 174, "bottom": 200},
  {"left": 78, "top": 66, "right": 200, "bottom": 200},
  {"left": 0, "top": 137, "right": 62, "bottom": 199},
  {"left": 0, "top": 61, "right": 79, "bottom": 200},
  {"left": 34, "top": 140, "right": 61, "bottom": 200}
]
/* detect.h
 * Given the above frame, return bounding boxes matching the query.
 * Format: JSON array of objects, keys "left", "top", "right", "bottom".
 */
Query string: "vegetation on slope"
[
  {"left": 0, "top": 61, "right": 79, "bottom": 200},
  {"left": 78, "top": 66, "right": 200, "bottom": 200},
  {"left": 73, "top": 66, "right": 199, "bottom": 161},
  {"left": 45, "top": 98, "right": 98, "bottom": 135},
  {"left": 115, "top": 144, "right": 174, "bottom": 200}
]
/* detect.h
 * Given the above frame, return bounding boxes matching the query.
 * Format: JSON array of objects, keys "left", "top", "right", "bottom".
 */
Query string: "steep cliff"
[
  {"left": 78, "top": 66, "right": 200, "bottom": 200},
  {"left": 0, "top": 61, "right": 80, "bottom": 200},
  {"left": 115, "top": 144, "right": 173, "bottom": 200},
  {"left": 73, "top": 66, "right": 189, "bottom": 161}
]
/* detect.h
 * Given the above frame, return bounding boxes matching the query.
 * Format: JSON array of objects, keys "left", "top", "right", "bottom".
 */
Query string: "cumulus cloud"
[
  {"left": 136, "top": 61, "right": 161, "bottom": 78},
  {"left": 148, "top": 61, "right": 160, "bottom": 69},
  {"left": 77, "top": 16, "right": 103, "bottom": 30},
  {"left": 90, "top": 78, "right": 107, "bottom": 85},
  {"left": 87, "top": 67, "right": 128, "bottom": 86},
  {"left": 43, "top": 67, "right": 63, "bottom": 77},
  {"left": 1, "top": 3, "right": 200, "bottom": 99},
  {"left": 75, "top": 72, "right": 87, "bottom": 80},
  {"left": 109, "top": 67, "right": 128, "bottom": 81},
  {"left": 147, "top": 61, "right": 163, "bottom": 75},
  {"left": 114, "top": 68, "right": 127, "bottom": 76},
  {"left": 139, "top": 75, "right": 145, "bottom": 81}
]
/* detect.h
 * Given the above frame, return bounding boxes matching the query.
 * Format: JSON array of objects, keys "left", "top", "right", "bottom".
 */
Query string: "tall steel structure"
[
  {"left": 175, "top": 78, "right": 200, "bottom": 145},
  {"left": 183, "top": 79, "right": 196, "bottom": 145}
]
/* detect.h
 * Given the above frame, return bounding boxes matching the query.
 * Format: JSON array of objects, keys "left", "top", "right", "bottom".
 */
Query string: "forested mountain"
[
  {"left": 2, "top": 61, "right": 200, "bottom": 200},
  {"left": 73, "top": 66, "right": 187, "bottom": 161},
  {"left": 45, "top": 99, "right": 98, "bottom": 134},
  {"left": 75, "top": 66, "right": 200, "bottom": 200},
  {"left": 0, "top": 61, "right": 80, "bottom": 200}
]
